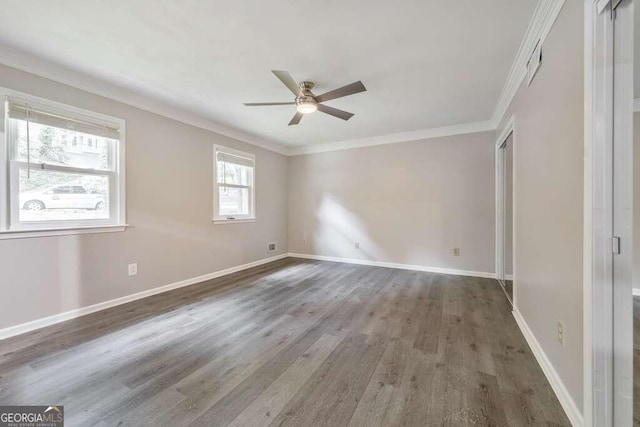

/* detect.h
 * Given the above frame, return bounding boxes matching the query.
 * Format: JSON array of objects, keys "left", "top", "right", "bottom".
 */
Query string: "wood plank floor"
[
  {"left": 0, "top": 258, "right": 569, "bottom": 426},
  {"left": 634, "top": 296, "right": 640, "bottom": 426}
]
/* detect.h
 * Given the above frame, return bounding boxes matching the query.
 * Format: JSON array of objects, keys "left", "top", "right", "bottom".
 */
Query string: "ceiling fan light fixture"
[
  {"left": 243, "top": 71, "right": 366, "bottom": 125},
  {"left": 296, "top": 101, "right": 317, "bottom": 114}
]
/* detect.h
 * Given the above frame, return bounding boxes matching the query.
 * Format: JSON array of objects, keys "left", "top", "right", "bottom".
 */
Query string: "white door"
[{"left": 612, "top": 0, "right": 634, "bottom": 424}]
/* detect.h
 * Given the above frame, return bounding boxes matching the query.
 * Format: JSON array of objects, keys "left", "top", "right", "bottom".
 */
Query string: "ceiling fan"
[{"left": 243, "top": 70, "right": 367, "bottom": 126}]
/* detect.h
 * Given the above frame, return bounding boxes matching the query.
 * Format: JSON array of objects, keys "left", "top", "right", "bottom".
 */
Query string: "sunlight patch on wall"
[{"left": 313, "top": 194, "right": 383, "bottom": 261}]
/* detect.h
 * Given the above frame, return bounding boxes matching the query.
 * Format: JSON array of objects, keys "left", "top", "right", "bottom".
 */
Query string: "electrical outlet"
[
  {"left": 355, "top": 242, "right": 360, "bottom": 249},
  {"left": 453, "top": 248, "right": 460, "bottom": 256},
  {"left": 557, "top": 321, "right": 564, "bottom": 345},
  {"left": 268, "top": 241, "right": 277, "bottom": 253},
  {"left": 128, "top": 263, "right": 138, "bottom": 277}
]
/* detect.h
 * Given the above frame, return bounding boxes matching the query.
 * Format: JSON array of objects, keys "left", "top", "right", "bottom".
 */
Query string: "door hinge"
[{"left": 613, "top": 236, "right": 621, "bottom": 254}]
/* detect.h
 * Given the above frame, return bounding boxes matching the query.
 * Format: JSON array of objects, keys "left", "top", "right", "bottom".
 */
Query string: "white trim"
[
  {"left": 212, "top": 218, "right": 256, "bottom": 224},
  {"left": 495, "top": 115, "right": 517, "bottom": 307},
  {"left": 3, "top": 88, "right": 124, "bottom": 128},
  {"left": 633, "top": 288, "right": 640, "bottom": 297},
  {"left": 513, "top": 308, "right": 583, "bottom": 427},
  {"left": 213, "top": 144, "right": 256, "bottom": 222},
  {"left": 287, "top": 121, "right": 494, "bottom": 156},
  {"left": 0, "top": 86, "right": 127, "bottom": 233},
  {"left": 584, "top": 0, "right": 616, "bottom": 425},
  {"left": 597, "top": 0, "right": 611, "bottom": 14},
  {"left": 0, "top": 253, "right": 288, "bottom": 341},
  {"left": 611, "top": 1, "right": 634, "bottom": 423},
  {"left": 491, "top": 0, "right": 567, "bottom": 128},
  {"left": 287, "top": 253, "right": 496, "bottom": 279},
  {"left": 0, "top": 224, "right": 128, "bottom": 240},
  {"left": 584, "top": 2, "right": 596, "bottom": 426},
  {"left": 0, "top": 45, "right": 288, "bottom": 156}
]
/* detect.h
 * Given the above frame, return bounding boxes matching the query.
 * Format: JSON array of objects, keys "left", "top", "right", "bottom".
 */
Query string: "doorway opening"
[{"left": 496, "top": 117, "right": 515, "bottom": 306}]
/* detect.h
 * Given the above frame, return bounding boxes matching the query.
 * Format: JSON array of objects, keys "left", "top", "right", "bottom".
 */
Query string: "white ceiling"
[{"left": 0, "top": 0, "right": 537, "bottom": 148}]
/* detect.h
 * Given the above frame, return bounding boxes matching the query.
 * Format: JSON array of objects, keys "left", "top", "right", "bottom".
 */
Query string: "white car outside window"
[{"left": 20, "top": 185, "right": 106, "bottom": 211}]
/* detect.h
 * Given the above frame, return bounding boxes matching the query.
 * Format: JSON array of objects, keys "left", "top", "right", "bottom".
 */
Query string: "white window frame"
[
  {"left": 0, "top": 88, "right": 127, "bottom": 239},
  {"left": 213, "top": 144, "right": 255, "bottom": 224}
]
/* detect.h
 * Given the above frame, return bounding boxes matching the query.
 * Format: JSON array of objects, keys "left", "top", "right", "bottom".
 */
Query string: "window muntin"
[
  {"left": 2, "top": 93, "right": 125, "bottom": 232},
  {"left": 214, "top": 146, "right": 255, "bottom": 221}
]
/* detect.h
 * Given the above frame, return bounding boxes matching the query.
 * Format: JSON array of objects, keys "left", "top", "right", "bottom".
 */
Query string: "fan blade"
[
  {"left": 317, "top": 104, "right": 354, "bottom": 121},
  {"left": 315, "top": 81, "right": 366, "bottom": 103},
  {"left": 288, "top": 112, "right": 303, "bottom": 126},
  {"left": 272, "top": 70, "right": 302, "bottom": 96},
  {"left": 243, "top": 102, "right": 295, "bottom": 106}
]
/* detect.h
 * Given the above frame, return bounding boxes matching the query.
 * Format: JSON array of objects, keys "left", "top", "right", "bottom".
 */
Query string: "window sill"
[
  {"left": 0, "top": 224, "right": 129, "bottom": 240},
  {"left": 212, "top": 218, "right": 256, "bottom": 225}
]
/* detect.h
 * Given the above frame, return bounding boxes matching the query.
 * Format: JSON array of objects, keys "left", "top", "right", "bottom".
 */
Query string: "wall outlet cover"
[
  {"left": 128, "top": 263, "right": 138, "bottom": 277},
  {"left": 557, "top": 321, "right": 564, "bottom": 346}
]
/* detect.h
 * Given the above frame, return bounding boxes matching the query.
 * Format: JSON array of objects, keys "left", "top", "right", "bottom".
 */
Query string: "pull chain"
[
  {"left": 223, "top": 157, "right": 228, "bottom": 195},
  {"left": 25, "top": 104, "right": 31, "bottom": 179}
]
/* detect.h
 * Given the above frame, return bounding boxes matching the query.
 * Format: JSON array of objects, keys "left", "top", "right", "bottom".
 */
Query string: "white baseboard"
[
  {"left": 512, "top": 308, "right": 583, "bottom": 427},
  {"left": 633, "top": 288, "right": 640, "bottom": 297},
  {"left": 287, "top": 252, "right": 496, "bottom": 279},
  {"left": 0, "top": 253, "right": 288, "bottom": 341}
]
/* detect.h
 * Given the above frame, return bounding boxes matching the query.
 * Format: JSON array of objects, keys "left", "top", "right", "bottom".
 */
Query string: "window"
[
  {"left": 0, "top": 90, "right": 126, "bottom": 235},
  {"left": 213, "top": 145, "right": 255, "bottom": 223}
]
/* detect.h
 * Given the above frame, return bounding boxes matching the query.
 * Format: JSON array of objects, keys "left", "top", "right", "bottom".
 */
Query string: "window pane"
[
  {"left": 218, "top": 185, "right": 250, "bottom": 216},
  {"left": 11, "top": 119, "right": 115, "bottom": 171},
  {"left": 18, "top": 168, "right": 110, "bottom": 222},
  {"left": 216, "top": 161, "right": 252, "bottom": 186}
]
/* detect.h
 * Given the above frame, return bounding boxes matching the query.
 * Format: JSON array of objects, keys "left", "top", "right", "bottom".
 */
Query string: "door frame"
[
  {"left": 495, "top": 115, "right": 516, "bottom": 306},
  {"left": 584, "top": 0, "right": 634, "bottom": 425},
  {"left": 612, "top": 0, "right": 634, "bottom": 423}
]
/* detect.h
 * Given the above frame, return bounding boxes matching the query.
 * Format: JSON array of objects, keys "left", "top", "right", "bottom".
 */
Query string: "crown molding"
[
  {"left": 491, "top": 0, "right": 566, "bottom": 127},
  {"left": 290, "top": 0, "right": 566, "bottom": 156},
  {"left": 0, "top": 44, "right": 289, "bottom": 156},
  {"left": 287, "top": 120, "right": 495, "bottom": 156}
]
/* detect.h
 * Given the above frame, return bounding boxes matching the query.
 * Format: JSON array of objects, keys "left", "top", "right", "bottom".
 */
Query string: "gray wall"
[
  {"left": 0, "top": 64, "right": 289, "bottom": 330},
  {"left": 495, "top": 0, "right": 584, "bottom": 411},
  {"left": 288, "top": 131, "right": 496, "bottom": 274}
]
